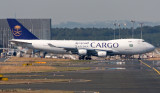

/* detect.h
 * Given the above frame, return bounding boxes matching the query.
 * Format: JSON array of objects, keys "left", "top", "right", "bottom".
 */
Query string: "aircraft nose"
[{"left": 148, "top": 44, "right": 155, "bottom": 52}]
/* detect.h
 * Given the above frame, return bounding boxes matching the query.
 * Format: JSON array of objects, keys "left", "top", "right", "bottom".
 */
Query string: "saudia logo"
[{"left": 12, "top": 25, "right": 22, "bottom": 36}]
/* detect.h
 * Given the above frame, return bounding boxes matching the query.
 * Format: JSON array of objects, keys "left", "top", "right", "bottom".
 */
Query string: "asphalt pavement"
[
  {"left": 0, "top": 59, "right": 160, "bottom": 93},
  {"left": 0, "top": 58, "right": 7, "bottom": 62}
]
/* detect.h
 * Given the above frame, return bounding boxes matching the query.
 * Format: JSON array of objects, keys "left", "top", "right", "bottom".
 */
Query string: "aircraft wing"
[
  {"left": 64, "top": 48, "right": 119, "bottom": 55},
  {"left": 9, "top": 40, "right": 32, "bottom": 46},
  {"left": 48, "top": 43, "right": 119, "bottom": 55},
  {"left": 0, "top": 48, "right": 10, "bottom": 49}
]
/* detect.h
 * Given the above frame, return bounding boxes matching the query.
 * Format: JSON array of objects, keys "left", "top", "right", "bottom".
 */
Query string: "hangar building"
[{"left": 0, "top": 19, "right": 51, "bottom": 48}]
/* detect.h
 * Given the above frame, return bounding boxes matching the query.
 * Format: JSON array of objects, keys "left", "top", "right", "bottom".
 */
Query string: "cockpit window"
[{"left": 129, "top": 44, "right": 133, "bottom": 47}]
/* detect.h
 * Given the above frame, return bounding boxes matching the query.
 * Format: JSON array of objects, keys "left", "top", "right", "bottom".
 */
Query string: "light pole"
[
  {"left": 118, "top": 23, "right": 121, "bottom": 39},
  {"left": 140, "top": 23, "right": 144, "bottom": 39},
  {"left": 113, "top": 23, "right": 117, "bottom": 39},
  {"left": 131, "top": 20, "right": 135, "bottom": 38},
  {"left": 2, "top": 28, "right": 3, "bottom": 48},
  {"left": 123, "top": 23, "right": 127, "bottom": 38}
]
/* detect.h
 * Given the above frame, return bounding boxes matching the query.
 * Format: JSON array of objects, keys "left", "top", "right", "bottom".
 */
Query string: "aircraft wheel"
[
  {"left": 85, "top": 56, "right": 92, "bottom": 60},
  {"left": 79, "top": 55, "right": 85, "bottom": 60}
]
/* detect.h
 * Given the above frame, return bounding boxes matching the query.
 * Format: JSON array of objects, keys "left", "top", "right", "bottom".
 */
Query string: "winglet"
[{"left": 7, "top": 19, "right": 39, "bottom": 40}]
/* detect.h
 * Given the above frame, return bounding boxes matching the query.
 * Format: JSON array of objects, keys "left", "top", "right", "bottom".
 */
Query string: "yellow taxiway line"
[{"left": 139, "top": 60, "right": 160, "bottom": 75}]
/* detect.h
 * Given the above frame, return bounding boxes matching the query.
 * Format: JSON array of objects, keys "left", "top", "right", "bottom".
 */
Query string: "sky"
[{"left": 0, "top": 0, "right": 160, "bottom": 24}]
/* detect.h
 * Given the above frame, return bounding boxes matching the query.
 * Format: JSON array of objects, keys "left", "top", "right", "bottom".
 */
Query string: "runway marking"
[
  {"left": 139, "top": 60, "right": 160, "bottom": 75},
  {"left": 4, "top": 58, "right": 10, "bottom": 62},
  {"left": 153, "top": 67, "right": 160, "bottom": 75},
  {"left": 139, "top": 60, "right": 151, "bottom": 68},
  {"left": 35, "top": 62, "right": 46, "bottom": 64}
]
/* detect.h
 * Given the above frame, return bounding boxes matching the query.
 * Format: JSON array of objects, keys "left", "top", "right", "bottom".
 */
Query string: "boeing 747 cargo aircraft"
[{"left": 7, "top": 19, "right": 155, "bottom": 60}]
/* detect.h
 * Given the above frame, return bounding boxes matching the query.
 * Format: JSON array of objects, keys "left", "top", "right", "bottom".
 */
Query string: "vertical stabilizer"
[{"left": 7, "top": 19, "right": 39, "bottom": 40}]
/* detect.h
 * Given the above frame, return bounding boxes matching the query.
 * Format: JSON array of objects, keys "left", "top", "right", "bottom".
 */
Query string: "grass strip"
[{"left": 0, "top": 66, "right": 91, "bottom": 73}]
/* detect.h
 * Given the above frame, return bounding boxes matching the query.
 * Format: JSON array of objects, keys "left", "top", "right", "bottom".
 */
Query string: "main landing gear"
[{"left": 79, "top": 55, "right": 92, "bottom": 60}]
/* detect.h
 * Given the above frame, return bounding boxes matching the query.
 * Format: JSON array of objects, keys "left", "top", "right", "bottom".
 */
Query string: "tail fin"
[{"left": 7, "top": 19, "right": 39, "bottom": 40}]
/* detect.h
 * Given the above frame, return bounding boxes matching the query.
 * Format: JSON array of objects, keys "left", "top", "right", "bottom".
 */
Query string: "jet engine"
[
  {"left": 78, "top": 49, "right": 87, "bottom": 55},
  {"left": 97, "top": 51, "right": 107, "bottom": 57}
]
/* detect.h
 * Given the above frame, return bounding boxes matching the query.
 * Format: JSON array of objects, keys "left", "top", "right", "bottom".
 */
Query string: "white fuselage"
[{"left": 11, "top": 39, "right": 155, "bottom": 56}]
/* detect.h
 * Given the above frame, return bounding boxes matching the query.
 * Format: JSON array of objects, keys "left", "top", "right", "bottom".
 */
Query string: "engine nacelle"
[
  {"left": 97, "top": 51, "right": 107, "bottom": 57},
  {"left": 78, "top": 49, "right": 87, "bottom": 55}
]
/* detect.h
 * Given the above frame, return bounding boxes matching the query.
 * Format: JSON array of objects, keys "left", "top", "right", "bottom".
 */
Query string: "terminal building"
[{"left": 0, "top": 19, "right": 51, "bottom": 48}]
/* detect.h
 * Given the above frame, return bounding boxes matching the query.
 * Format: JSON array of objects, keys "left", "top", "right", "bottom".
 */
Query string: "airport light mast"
[
  {"left": 139, "top": 23, "right": 144, "bottom": 39},
  {"left": 123, "top": 23, "right": 127, "bottom": 38},
  {"left": 131, "top": 20, "right": 135, "bottom": 38},
  {"left": 113, "top": 22, "right": 117, "bottom": 39},
  {"left": 118, "top": 23, "right": 121, "bottom": 39}
]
